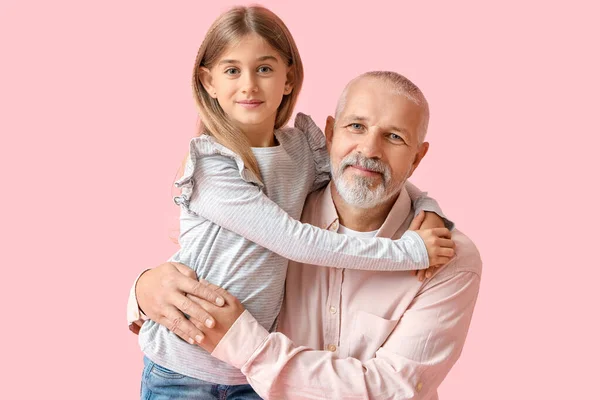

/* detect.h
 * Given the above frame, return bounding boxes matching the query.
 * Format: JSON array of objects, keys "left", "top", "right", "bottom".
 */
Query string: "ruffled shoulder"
[
  {"left": 173, "top": 135, "right": 263, "bottom": 215},
  {"left": 293, "top": 112, "right": 331, "bottom": 191}
]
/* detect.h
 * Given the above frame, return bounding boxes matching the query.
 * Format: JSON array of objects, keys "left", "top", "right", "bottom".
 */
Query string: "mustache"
[{"left": 340, "top": 153, "right": 388, "bottom": 175}]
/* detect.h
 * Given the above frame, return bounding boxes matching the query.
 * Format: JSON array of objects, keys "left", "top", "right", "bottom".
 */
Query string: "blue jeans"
[{"left": 141, "top": 356, "right": 262, "bottom": 400}]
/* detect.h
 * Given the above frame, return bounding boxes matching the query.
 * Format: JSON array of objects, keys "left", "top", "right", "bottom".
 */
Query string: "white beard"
[{"left": 331, "top": 153, "right": 406, "bottom": 209}]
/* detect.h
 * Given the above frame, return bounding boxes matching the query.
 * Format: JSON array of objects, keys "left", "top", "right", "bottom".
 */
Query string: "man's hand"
[
  {"left": 409, "top": 211, "right": 455, "bottom": 281},
  {"left": 135, "top": 262, "right": 227, "bottom": 345},
  {"left": 187, "top": 290, "right": 246, "bottom": 353}
]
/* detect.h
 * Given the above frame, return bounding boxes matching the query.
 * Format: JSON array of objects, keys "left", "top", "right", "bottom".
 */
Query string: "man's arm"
[{"left": 210, "top": 267, "right": 480, "bottom": 400}]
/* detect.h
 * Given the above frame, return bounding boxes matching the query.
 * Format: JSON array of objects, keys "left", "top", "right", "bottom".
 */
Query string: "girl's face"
[{"left": 200, "top": 33, "right": 293, "bottom": 144}]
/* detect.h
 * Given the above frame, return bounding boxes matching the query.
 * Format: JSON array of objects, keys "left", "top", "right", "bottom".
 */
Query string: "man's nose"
[
  {"left": 357, "top": 130, "right": 383, "bottom": 159},
  {"left": 241, "top": 72, "right": 258, "bottom": 94}
]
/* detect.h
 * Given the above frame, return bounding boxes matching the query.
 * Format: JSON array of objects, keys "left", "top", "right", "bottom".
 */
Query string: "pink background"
[{"left": 1, "top": 0, "right": 599, "bottom": 398}]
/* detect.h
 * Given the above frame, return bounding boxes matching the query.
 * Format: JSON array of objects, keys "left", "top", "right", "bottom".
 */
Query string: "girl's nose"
[{"left": 241, "top": 73, "right": 258, "bottom": 94}]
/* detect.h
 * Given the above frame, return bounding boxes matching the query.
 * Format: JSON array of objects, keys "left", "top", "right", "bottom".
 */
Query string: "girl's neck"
[
  {"left": 236, "top": 114, "right": 278, "bottom": 148},
  {"left": 246, "top": 129, "right": 277, "bottom": 147}
]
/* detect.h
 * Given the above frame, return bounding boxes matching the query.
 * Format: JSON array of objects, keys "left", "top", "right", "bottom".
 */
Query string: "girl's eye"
[
  {"left": 225, "top": 68, "right": 240, "bottom": 75},
  {"left": 258, "top": 66, "right": 272, "bottom": 73}
]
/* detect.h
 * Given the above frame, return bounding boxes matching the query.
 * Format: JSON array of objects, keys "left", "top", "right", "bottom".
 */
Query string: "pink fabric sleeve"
[{"left": 212, "top": 271, "right": 480, "bottom": 400}]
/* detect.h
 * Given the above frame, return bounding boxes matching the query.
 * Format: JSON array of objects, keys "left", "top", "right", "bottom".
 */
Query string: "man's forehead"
[
  {"left": 339, "top": 82, "right": 423, "bottom": 137},
  {"left": 344, "top": 78, "right": 397, "bottom": 109},
  {"left": 341, "top": 89, "right": 417, "bottom": 121}
]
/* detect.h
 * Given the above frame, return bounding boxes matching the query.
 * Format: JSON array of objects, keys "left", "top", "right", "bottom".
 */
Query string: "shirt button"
[
  {"left": 329, "top": 306, "right": 337, "bottom": 314},
  {"left": 416, "top": 382, "right": 423, "bottom": 392},
  {"left": 327, "top": 344, "right": 337, "bottom": 352}
]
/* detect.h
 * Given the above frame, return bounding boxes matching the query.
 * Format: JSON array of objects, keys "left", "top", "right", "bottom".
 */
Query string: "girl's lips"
[{"left": 237, "top": 100, "right": 264, "bottom": 109}]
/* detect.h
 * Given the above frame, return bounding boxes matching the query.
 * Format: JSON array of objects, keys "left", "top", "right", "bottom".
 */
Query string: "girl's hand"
[
  {"left": 135, "top": 262, "right": 227, "bottom": 345},
  {"left": 409, "top": 211, "right": 455, "bottom": 281}
]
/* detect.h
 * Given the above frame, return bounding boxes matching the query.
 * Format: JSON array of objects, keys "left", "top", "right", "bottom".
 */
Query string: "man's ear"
[
  {"left": 407, "top": 142, "right": 429, "bottom": 178},
  {"left": 325, "top": 116, "right": 335, "bottom": 150},
  {"left": 198, "top": 67, "right": 217, "bottom": 98},
  {"left": 283, "top": 68, "right": 295, "bottom": 95}
]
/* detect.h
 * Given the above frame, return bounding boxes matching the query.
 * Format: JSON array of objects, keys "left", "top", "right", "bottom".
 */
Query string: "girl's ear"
[
  {"left": 199, "top": 67, "right": 217, "bottom": 98},
  {"left": 283, "top": 68, "right": 295, "bottom": 95}
]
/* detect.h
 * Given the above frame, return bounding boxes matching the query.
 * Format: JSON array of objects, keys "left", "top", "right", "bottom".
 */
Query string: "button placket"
[{"left": 324, "top": 267, "right": 342, "bottom": 354}]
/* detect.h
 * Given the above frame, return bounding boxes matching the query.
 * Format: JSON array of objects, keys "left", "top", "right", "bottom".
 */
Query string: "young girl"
[{"left": 138, "top": 5, "right": 452, "bottom": 399}]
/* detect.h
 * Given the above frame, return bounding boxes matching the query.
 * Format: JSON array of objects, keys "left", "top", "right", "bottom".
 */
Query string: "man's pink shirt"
[{"left": 210, "top": 184, "right": 482, "bottom": 399}]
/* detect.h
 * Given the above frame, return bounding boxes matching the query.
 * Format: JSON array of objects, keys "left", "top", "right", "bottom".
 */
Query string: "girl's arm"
[{"left": 174, "top": 137, "right": 447, "bottom": 272}]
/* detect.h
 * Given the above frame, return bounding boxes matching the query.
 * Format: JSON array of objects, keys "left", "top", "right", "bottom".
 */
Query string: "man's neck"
[{"left": 331, "top": 185, "right": 399, "bottom": 232}]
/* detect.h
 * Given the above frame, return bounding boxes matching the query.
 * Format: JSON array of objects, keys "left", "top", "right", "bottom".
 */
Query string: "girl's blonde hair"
[{"left": 191, "top": 5, "right": 304, "bottom": 182}]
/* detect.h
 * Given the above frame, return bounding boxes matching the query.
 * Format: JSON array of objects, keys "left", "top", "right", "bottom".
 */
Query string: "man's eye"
[
  {"left": 257, "top": 66, "right": 272, "bottom": 73},
  {"left": 389, "top": 133, "right": 404, "bottom": 142},
  {"left": 350, "top": 123, "right": 364, "bottom": 130}
]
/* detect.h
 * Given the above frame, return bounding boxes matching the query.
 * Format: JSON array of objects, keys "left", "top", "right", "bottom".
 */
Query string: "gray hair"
[{"left": 335, "top": 71, "right": 430, "bottom": 144}]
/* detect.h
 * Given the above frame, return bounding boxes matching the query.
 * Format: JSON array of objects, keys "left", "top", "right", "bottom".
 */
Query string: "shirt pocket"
[{"left": 349, "top": 310, "right": 399, "bottom": 361}]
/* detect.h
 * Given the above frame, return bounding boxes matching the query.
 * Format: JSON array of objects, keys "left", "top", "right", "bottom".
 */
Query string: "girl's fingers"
[{"left": 408, "top": 211, "right": 426, "bottom": 231}]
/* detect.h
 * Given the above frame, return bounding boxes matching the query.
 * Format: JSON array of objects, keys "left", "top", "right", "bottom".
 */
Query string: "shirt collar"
[
  {"left": 314, "top": 183, "right": 340, "bottom": 231},
  {"left": 316, "top": 183, "right": 412, "bottom": 237}
]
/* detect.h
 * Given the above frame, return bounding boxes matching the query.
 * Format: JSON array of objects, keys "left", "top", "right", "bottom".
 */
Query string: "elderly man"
[{"left": 129, "top": 71, "right": 481, "bottom": 399}]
